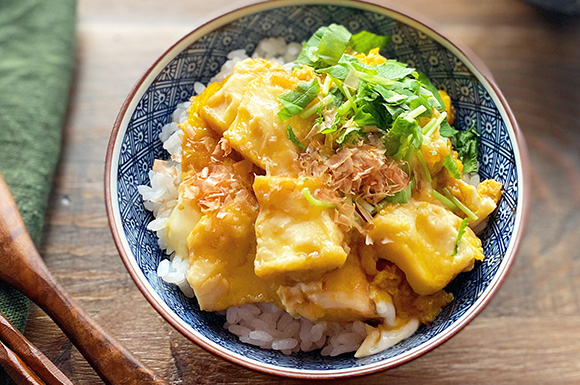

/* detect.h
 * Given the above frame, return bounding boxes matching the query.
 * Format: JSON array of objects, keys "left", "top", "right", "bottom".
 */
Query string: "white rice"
[
  {"left": 139, "top": 38, "right": 417, "bottom": 357},
  {"left": 221, "top": 303, "right": 367, "bottom": 356},
  {"left": 138, "top": 100, "right": 193, "bottom": 298}
]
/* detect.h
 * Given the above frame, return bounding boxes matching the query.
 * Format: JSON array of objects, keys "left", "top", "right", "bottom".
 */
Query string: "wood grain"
[{"left": 23, "top": 0, "right": 580, "bottom": 384}]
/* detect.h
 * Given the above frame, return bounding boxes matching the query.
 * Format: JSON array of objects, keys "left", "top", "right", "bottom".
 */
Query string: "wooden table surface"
[{"left": 23, "top": 0, "right": 580, "bottom": 383}]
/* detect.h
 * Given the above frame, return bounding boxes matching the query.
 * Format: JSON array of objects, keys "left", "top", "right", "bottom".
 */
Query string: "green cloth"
[{"left": 0, "top": 0, "right": 76, "bottom": 378}]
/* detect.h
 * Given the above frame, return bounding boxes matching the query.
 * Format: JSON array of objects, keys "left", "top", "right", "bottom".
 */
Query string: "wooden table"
[{"left": 23, "top": 0, "right": 580, "bottom": 383}]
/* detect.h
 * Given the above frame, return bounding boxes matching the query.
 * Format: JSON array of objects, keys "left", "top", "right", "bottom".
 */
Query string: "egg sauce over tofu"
[{"left": 162, "top": 51, "right": 502, "bottom": 357}]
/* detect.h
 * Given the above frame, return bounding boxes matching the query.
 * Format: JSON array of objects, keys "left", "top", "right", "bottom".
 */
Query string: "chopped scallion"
[
  {"left": 443, "top": 187, "right": 478, "bottom": 221},
  {"left": 301, "top": 94, "right": 336, "bottom": 119},
  {"left": 452, "top": 218, "right": 469, "bottom": 256},
  {"left": 406, "top": 105, "right": 427, "bottom": 120},
  {"left": 337, "top": 99, "right": 352, "bottom": 116},
  {"left": 322, "top": 75, "right": 332, "bottom": 95},
  {"left": 286, "top": 125, "right": 306, "bottom": 150},
  {"left": 423, "top": 111, "right": 447, "bottom": 137},
  {"left": 416, "top": 150, "right": 432, "bottom": 183},
  {"left": 338, "top": 83, "right": 357, "bottom": 113},
  {"left": 432, "top": 190, "right": 457, "bottom": 211},
  {"left": 302, "top": 187, "right": 337, "bottom": 208},
  {"left": 443, "top": 153, "right": 461, "bottom": 179}
]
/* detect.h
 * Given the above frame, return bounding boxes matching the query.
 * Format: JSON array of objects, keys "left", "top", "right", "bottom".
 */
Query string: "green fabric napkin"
[{"left": 0, "top": 0, "right": 76, "bottom": 345}]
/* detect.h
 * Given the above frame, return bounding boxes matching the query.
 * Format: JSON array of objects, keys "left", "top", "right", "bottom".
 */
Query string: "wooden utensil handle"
[
  {"left": 0, "top": 341, "right": 44, "bottom": 385},
  {"left": 0, "top": 175, "right": 168, "bottom": 385},
  {"left": 0, "top": 312, "right": 73, "bottom": 385}
]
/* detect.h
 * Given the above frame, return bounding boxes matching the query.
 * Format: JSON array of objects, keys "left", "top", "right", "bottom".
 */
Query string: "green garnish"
[
  {"left": 439, "top": 120, "right": 458, "bottom": 137},
  {"left": 295, "top": 24, "right": 352, "bottom": 69},
  {"left": 373, "top": 177, "right": 415, "bottom": 214},
  {"left": 452, "top": 218, "right": 469, "bottom": 256},
  {"left": 321, "top": 75, "right": 332, "bottom": 95},
  {"left": 300, "top": 93, "right": 335, "bottom": 118},
  {"left": 280, "top": 25, "right": 486, "bottom": 217},
  {"left": 296, "top": 25, "right": 390, "bottom": 69},
  {"left": 422, "top": 111, "right": 447, "bottom": 137},
  {"left": 451, "top": 127, "right": 480, "bottom": 174},
  {"left": 278, "top": 78, "right": 320, "bottom": 121},
  {"left": 290, "top": 25, "right": 450, "bottom": 153},
  {"left": 318, "top": 113, "right": 340, "bottom": 134},
  {"left": 416, "top": 72, "right": 444, "bottom": 111},
  {"left": 442, "top": 187, "right": 479, "bottom": 221},
  {"left": 406, "top": 105, "right": 427, "bottom": 120},
  {"left": 286, "top": 125, "right": 306, "bottom": 150},
  {"left": 383, "top": 110, "right": 423, "bottom": 161},
  {"left": 431, "top": 190, "right": 457, "bottom": 211},
  {"left": 416, "top": 150, "right": 432, "bottom": 183},
  {"left": 376, "top": 60, "right": 418, "bottom": 81},
  {"left": 443, "top": 153, "right": 461, "bottom": 179},
  {"left": 384, "top": 183, "right": 412, "bottom": 204},
  {"left": 302, "top": 187, "right": 337, "bottom": 208},
  {"left": 348, "top": 30, "right": 390, "bottom": 54},
  {"left": 312, "top": 108, "right": 324, "bottom": 126},
  {"left": 337, "top": 99, "right": 352, "bottom": 116},
  {"left": 416, "top": 72, "right": 461, "bottom": 140},
  {"left": 335, "top": 123, "right": 361, "bottom": 145}
]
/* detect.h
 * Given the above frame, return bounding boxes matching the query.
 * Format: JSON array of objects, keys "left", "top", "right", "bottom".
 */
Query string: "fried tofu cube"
[
  {"left": 276, "top": 248, "right": 377, "bottom": 322},
  {"left": 369, "top": 199, "right": 484, "bottom": 296},
  {"left": 225, "top": 70, "right": 314, "bottom": 176},
  {"left": 199, "top": 58, "right": 284, "bottom": 134},
  {"left": 186, "top": 199, "right": 277, "bottom": 311},
  {"left": 253, "top": 176, "right": 348, "bottom": 279}
]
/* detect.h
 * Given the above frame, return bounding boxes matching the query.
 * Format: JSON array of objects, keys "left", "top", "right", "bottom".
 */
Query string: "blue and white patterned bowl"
[{"left": 105, "top": 0, "right": 529, "bottom": 378}]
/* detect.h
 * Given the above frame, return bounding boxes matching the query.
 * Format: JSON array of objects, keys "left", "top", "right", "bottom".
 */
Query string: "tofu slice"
[
  {"left": 276, "top": 247, "right": 377, "bottom": 322},
  {"left": 224, "top": 68, "right": 315, "bottom": 176},
  {"left": 253, "top": 176, "right": 348, "bottom": 279},
  {"left": 369, "top": 199, "right": 484, "bottom": 296},
  {"left": 186, "top": 198, "right": 277, "bottom": 311},
  {"left": 199, "top": 58, "right": 284, "bottom": 134}
]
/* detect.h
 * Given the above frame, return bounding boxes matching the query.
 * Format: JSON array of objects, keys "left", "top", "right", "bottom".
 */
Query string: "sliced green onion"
[
  {"left": 302, "top": 187, "right": 337, "bottom": 208},
  {"left": 287, "top": 125, "right": 306, "bottom": 150},
  {"left": 322, "top": 75, "right": 332, "bottom": 95},
  {"left": 407, "top": 105, "right": 427, "bottom": 120},
  {"left": 420, "top": 116, "right": 437, "bottom": 135},
  {"left": 423, "top": 112, "right": 447, "bottom": 137},
  {"left": 356, "top": 71, "right": 395, "bottom": 87},
  {"left": 338, "top": 83, "right": 358, "bottom": 113},
  {"left": 452, "top": 218, "right": 469, "bottom": 256},
  {"left": 300, "top": 100, "right": 321, "bottom": 119},
  {"left": 443, "top": 187, "right": 479, "bottom": 221},
  {"left": 416, "top": 150, "right": 432, "bottom": 183},
  {"left": 300, "top": 94, "right": 335, "bottom": 119},
  {"left": 443, "top": 153, "right": 461, "bottom": 179},
  {"left": 337, "top": 99, "right": 352, "bottom": 116},
  {"left": 432, "top": 190, "right": 457, "bottom": 211}
]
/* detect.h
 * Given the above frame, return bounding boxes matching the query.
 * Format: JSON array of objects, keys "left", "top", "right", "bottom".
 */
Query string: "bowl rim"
[{"left": 105, "top": 0, "right": 530, "bottom": 379}]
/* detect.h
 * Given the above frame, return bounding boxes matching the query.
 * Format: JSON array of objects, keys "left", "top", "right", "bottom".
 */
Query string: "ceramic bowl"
[{"left": 105, "top": 0, "right": 529, "bottom": 378}]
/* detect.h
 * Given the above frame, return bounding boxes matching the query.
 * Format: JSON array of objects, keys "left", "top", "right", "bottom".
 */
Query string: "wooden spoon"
[{"left": 0, "top": 174, "right": 168, "bottom": 385}]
